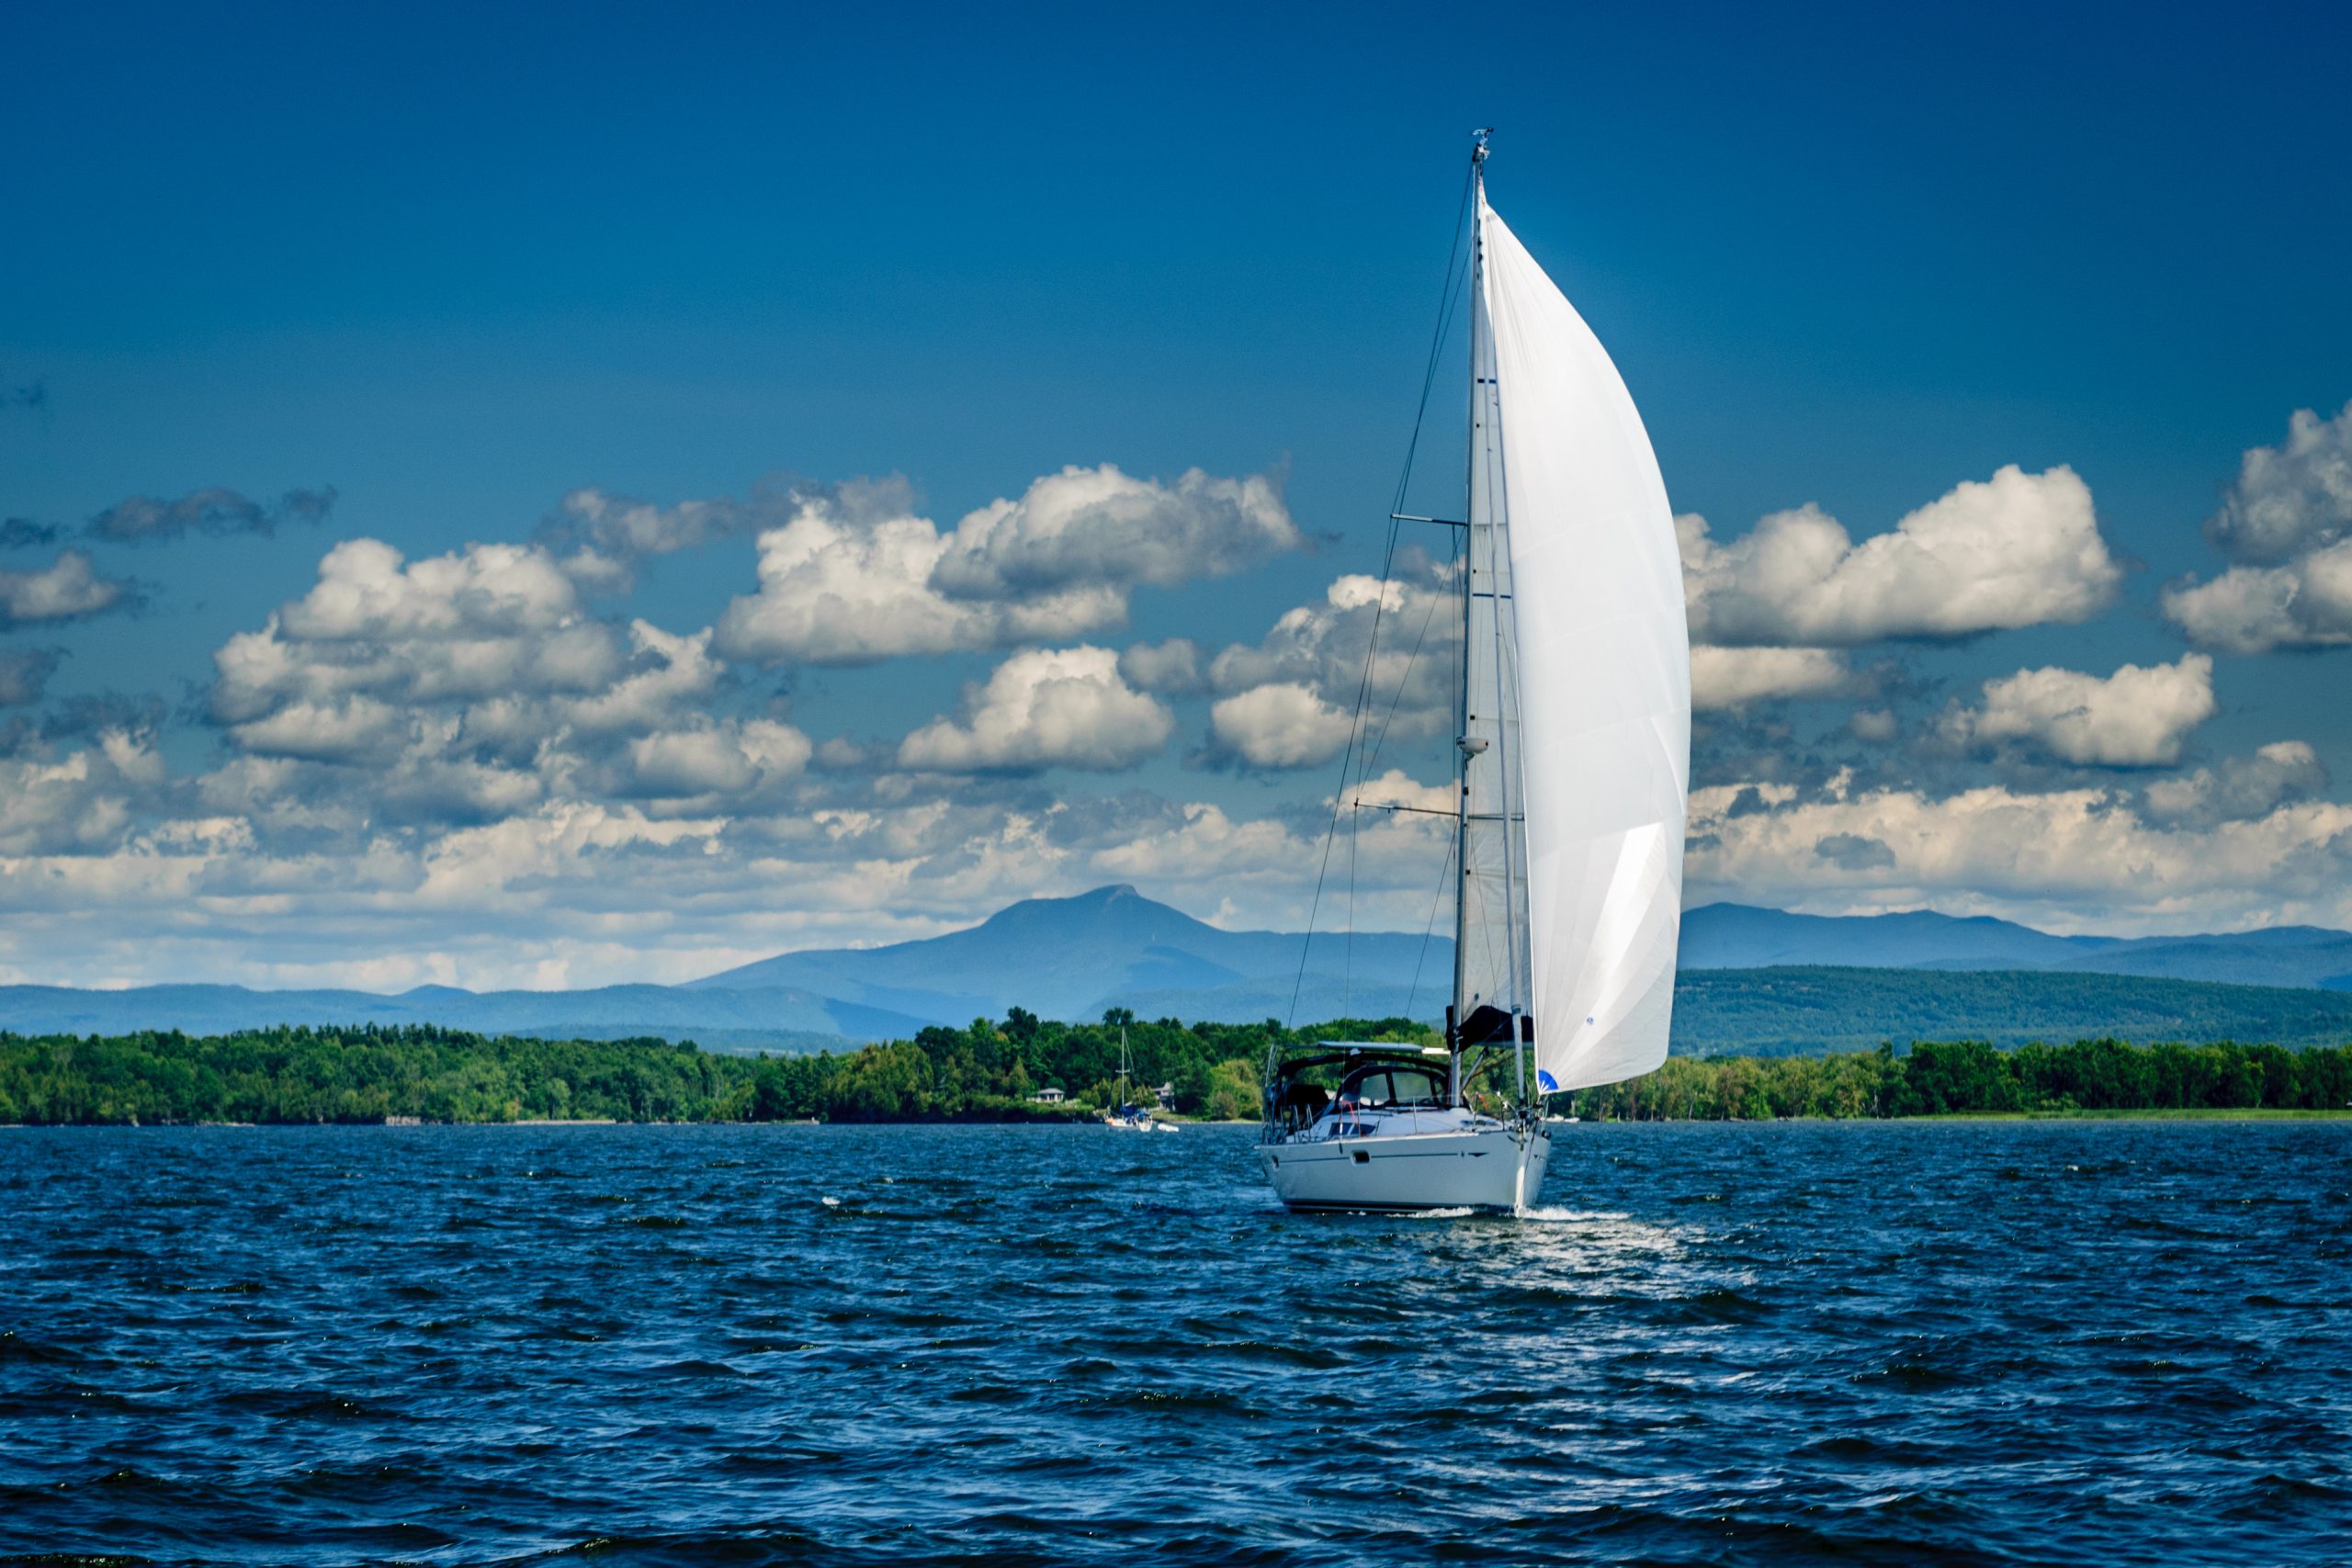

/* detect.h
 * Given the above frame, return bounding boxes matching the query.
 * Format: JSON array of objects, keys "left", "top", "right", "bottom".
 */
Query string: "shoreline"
[{"left": 10, "top": 1110, "right": 2350, "bottom": 1130}]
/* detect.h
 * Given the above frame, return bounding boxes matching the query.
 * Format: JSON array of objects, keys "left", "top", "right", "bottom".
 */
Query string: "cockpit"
[
  {"left": 1264, "top": 1043, "right": 1461, "bottom": 1138},
  {"left": 1335, "top": 1063, "right": 1446, "bottom": 1111}
]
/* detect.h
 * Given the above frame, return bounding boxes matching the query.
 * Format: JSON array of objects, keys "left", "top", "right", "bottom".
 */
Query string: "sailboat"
[
  {"left": 1104, "top": 1026, "right": 1178, "bottom": 1132},
  {"left": 1256, "top": 133, "right": 1690, "bottom": 1213}
]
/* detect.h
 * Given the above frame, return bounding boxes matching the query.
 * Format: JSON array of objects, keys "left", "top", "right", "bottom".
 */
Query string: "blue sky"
[{"left": 4, "top": 1, "right": 2349, "bottom": 987}]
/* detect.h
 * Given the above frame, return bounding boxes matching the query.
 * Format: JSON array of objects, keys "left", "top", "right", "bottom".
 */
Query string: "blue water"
[{"left": 3, "top": 1122, "right": 2347, "bottom": 1566}]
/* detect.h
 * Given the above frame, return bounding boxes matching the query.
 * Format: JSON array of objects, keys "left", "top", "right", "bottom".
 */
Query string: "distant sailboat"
[
  {"left": 1104, "top": 1026, "right": 1177, "bottom": 1132},
  {"left": 1257, "top": 132, "right": 1690, "bottom": 1213}
]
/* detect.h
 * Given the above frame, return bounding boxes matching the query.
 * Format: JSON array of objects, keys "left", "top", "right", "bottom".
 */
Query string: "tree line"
[
  {"left": 1569, "top": 1038, "right": 2352, "bottom": 1119},
  {"left": 1, "top": 1018, "right": 2346, "bottom": 1126}
]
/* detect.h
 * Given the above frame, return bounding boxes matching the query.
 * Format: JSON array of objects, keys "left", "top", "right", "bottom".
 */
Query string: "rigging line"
[
  {"left": 1359, "top": 520, "right": 1460, "bottom": 783},
  {"left": 1284, "top": 163, "right": 1476, "bottom": 1032},
  {"left": 1286, "top": 513, "right": 1399, "bottom": 1032},
  {"left": 1404, "top": 834, "right": 1457, "bottom": 1022},
  {"left": 1390, "top": 160, "right": 1478, "bottom": 517},
  {"left": 1344, "top": 799, "right": 1359, "bottom": 1019}
]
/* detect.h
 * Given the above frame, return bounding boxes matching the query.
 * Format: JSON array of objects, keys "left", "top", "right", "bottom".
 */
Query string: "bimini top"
[{"left": 1269, "top": 1043, "right": 1447, "bottom": 1083}]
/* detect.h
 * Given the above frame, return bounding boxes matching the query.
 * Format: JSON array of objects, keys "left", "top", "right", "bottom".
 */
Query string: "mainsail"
[{"left": 1467, "top": 191, "right": 1690, "bottom": 1095}]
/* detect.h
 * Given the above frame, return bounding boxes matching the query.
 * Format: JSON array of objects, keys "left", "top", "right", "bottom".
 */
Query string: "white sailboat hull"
[{"left": 1256, "top": 1122, "right": 1550, "bottom": 1213}]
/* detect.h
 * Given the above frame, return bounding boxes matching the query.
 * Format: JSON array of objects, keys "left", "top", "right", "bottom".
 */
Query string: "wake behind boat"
[{"left": 1257, "top": 131, "right": 1690, "bottom": 1214}]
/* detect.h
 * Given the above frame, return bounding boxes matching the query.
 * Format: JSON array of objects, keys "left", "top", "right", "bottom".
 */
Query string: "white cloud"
[
  {"left": 1680, "top": 466, "right": 2120, "bottom": 647},
  {"left": 2163, "top": 536, "right": 2352, "bottom": 654},
  {"left": 1118, "top": 637, "right": 1208, "bottom": 694},
  {"left": 230, "top": 695, "right": 413, "bottom": 764},
  {"left": 1210, "top": 682, "right": 1357, "bottom": 769},
  {"left": 1686, "top": 777, "right": 2352, "bottom": 937},
  {"left": 0, "top": 730, "right": 161, "bottom": 856},
  {"left": 898, "top": 646, "right": 1173, "bottom": 773},
  {"left": 2204, "top": 401, "right": 2352, "bottom": 566},
  {"left": 625, "top": 718, "right": 813, "bottom": 800},
  {"left": 213, "top": 537, "right": 623, "bottom": 726},
  {"left": 1690, "top": 646, "right": 1850, "bottom": 710},
  {"left": 1940, "top": 653, "right": 2217, "bottom": 767},
  {"left": 0, "top": 549, "right": 132, "bottom": 626},
  {"left": 544, "top": 486, "right": 752, "bottom": 562},
  {"left": 717, "top": 466, "right": 1297, "bottom": 667},
  {"left": 1849, "top": 708, "right": 1899, "bottom": 743},
  {"left": 1352, "top": 768, "right": 1453, "bottom": 814},
  {"left": 1204, "top": 571, "right": 1458, "bottom": 761},
  {"left": 2143, "top": 740, "right": 2330, "bottom": 828},
  {"left": 2165, "top": 404, "right": 2352, "bottom": 654},
  {"left": 560, "top": 622, "right": 725, "bottom": 733},
  {"left": 715, "top": 481, "right": 1122, "bottom": 665},
  {"left": 929, "top": 464, "right": 1296, "bottom": 598}
]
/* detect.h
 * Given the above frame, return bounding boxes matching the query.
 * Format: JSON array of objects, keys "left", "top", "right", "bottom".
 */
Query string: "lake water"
[{"left": 3, "top": 1122, "right": 2347, "bottom": 1566}]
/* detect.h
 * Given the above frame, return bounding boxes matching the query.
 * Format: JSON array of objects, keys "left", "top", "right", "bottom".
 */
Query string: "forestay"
[{"left": 1478, "top": 197, "right": 1690, "bottom": 1093}]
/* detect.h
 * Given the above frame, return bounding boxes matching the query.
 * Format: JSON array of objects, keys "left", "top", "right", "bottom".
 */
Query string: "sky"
[{"left": 4, "top": 0, "right": 2350, "bottom": 990}]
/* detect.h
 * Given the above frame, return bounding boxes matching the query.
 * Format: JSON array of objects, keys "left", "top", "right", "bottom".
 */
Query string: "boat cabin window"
[{"left": 1338, "top": 1065, "right": 1444, "bottom": 1109}]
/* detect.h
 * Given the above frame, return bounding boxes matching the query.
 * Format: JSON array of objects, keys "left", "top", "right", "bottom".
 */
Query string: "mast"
[{"left": 1453, "top": 128, "right": 1533, "bottom": 1105}]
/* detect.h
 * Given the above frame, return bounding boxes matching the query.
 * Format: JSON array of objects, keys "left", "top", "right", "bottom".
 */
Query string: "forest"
[{"left": 1, "top": 1015, "right": 2347, "bottom": 1125}]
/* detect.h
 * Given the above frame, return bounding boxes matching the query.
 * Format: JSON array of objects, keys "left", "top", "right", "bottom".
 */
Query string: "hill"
[
  {"left": 1681, "top": 905, "right": 2352, "bottom": 989},
  {"left": 1669, "top": 966, "right": 2352, "bottom": 1055},
  {"left": 688, "top": 884, "right": 1455, "bottom": 1025},
  {"left": 10, "top": 889, "right": 2352, "bottom": 1056},
  {"left": 0, "top": 981, "right": 928, "bottom": 1055}
]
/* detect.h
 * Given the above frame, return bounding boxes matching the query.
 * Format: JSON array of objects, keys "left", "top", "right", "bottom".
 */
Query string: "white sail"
[
  {"left": 1478, "top": 197, "right": 1690, "bottom": 1093},
  {"left": 1453, "top": 223, "right": 1531, "bottom": 1035}
]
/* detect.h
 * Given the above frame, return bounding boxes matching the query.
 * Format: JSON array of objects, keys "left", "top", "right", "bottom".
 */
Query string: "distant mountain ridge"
[
  {"left": 1680, "top": 904, "right": 2352, "bottom": 990},
  {"left": 4, "top": 887, "right": 2348, "bottom": 1055},
  {"left": 687, "top": 884, "right": 1454, "bottom": 1023}
]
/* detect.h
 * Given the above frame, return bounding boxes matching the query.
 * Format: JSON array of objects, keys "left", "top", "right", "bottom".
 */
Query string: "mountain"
[
  {"left": 1670, "top": 967, "right": 2352, "bottom": 1055},
  {"left": 688, "top": 884, "right": 1456, "bottom": 1025},
  {"left": 10, "top": 889, "right": 2352, "bottom": 1058},
  {"left": 1681, "top": 904, "right": 2352, "bottom": 989},
  {"left": 0, "top": 982, "right": 932, "bottom": 1055},
  {"left": 1679, "top": 904, "right": 2107, "bottom": 970}
]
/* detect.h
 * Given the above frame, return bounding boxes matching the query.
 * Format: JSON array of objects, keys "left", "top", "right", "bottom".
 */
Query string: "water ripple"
[{"left": 2, "top": 1121, "right": 2346, "bottom": 1565}]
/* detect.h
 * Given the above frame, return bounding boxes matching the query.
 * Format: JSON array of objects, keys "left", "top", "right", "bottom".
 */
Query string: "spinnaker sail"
[{"left": 1476, "top": 197, "right": 1690, "bottom": 1094}]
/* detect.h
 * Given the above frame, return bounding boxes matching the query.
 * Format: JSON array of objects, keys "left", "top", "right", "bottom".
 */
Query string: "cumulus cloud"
[
  {"left": 0, "top": 729, "right": 164, "bottom": 856},
  {"left": 898, "top": 646, "right": 1173, "bottom": 773},
  {"left": 1815, "top": 832, "right": 1896, "bottom": 871},
  {"left": 2164, "top": 538, "right": 2352, "bottom": 655},
  {"left": 87, "top": 485, "right": 336, "bottom": 545},
  {"left": 0, "top": 648, "right": 64, "bottom": 707},
  {"left": 2142, "top": 740, "right": 2331, "bottom": 829},
  {"left": 1118, "top": 637, "right": 1208, "bottom": 694},
  {"left": 1210, "top": 682, "right": 1357, "bottom": 769},
  {"left": 1939, "top": 654, "right": 2218, "bottom": 767},
  {"left": 1204, "top": 570, "right": 1458, "bottom": 760},
  {"left": 716, "top": 465, "right": 1297, "bottom": 666},
  {"left": 1685, "top": 775, "right": 2352, "bottom": 936},
  {"left": 2165, "top": 403, "right": 2352, "bottom": 654},
  {"left": 212, "top": 537, "right": 623, "bottom": 731},
  {"left": 624, "top": 718, "right": 813, "bottom": 800},
  {"left": 205, "top": 538, "right": 779, "bottom": 812},
  {"left": 1690, "top": 646, "right": 1850, "bottom": 710},
  {"left": 0, "top": 550, "right": 134, "bottom": 626},
  {"left": 1680, "top": 466, "right": 2120, "bottom": 647},
  {"left": 2203, "top": 401, "right": 2352, "bottom": 566},
  {"left": 928, "top": 464, "right": 1297, "bottom": 599},
  {"left": 534, "top": 484, "right": 800, "bottom": 588}
]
